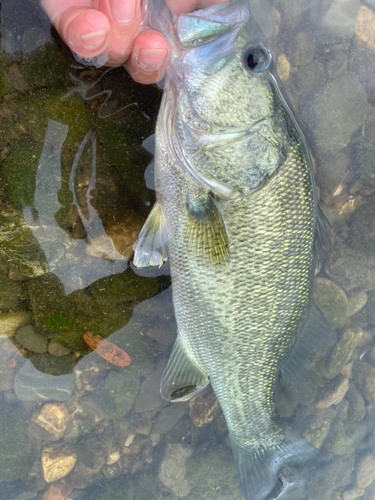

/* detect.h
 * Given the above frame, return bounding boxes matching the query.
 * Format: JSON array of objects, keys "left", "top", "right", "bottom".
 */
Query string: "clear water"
[{"left": 0, "top": 0, "right": 374, "bottom": 499}]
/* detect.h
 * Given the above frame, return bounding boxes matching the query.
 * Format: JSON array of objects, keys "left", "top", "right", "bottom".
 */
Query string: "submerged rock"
[
  {"left": 302, "top": 407, "right": 337, "bottom": 449},
  {"left": 356, "top": 454, "right": 375, "bottom": 489},
  {"left": 313, "top": 277, "right": 349, "bottom": 328},
  {"left": 325, "top": 328, "right": 362, "bottom": 379},
  {"left": 91, "top": 371, "right": 140, "bottom": 418},
  {"left": 352, "top": 361, "right": 375, "bottom": 403},
  {"left": 41, "top": 446, "right": 77, "bottom": 483},
  {"left": 0, "top": 311, "right": 31, "bottom": 337},
  {"left": 15, "top": 325, "right": 48, "bottom": 353},
  {"left": 315, "top": 375, "right": 349, "bottom": 408},
  {"left": 31, "top": 403, "right": 70, "bottom": 438},
  {"left": 159, "top": 443, "right": 193, "bottom": 497},
  {"left": 0, "top": 273, "right": 22, "bottom": 310},
  {"left": 189, "top": 387, "right": 220, "bottom": 428}
]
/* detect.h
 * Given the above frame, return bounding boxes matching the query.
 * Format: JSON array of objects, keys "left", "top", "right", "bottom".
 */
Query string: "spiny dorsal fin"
[
  {"left": 133, "top": 203, "right": 168, "bottom": 268},
  {"left": 185, "top": 194, "right": 229, "bottom": 265},
  {"left": 161, "top": 335, "right": 209, "bottom": 402}
]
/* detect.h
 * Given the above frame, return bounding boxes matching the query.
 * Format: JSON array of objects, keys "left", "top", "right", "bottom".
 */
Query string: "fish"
[{"left": 134, "top": 0, "right": 333, "bottom": 498}]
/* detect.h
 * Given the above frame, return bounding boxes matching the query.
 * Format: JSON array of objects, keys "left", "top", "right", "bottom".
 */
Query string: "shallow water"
[{"left": 0, "top": 0, "right": 375, "bottom": 499}]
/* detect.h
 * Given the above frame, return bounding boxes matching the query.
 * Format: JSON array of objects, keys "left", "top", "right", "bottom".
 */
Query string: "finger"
[
  {"left": 125, "top": 29, "right": 170, "bottom": 84},
  {"left": 165, "top": 0, "right": 226, "bottom": 15}
]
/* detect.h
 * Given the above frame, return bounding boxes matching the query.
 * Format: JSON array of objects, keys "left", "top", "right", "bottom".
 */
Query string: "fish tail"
[{"left": 230, "top": 431, "right": 330, "bottom": 500}]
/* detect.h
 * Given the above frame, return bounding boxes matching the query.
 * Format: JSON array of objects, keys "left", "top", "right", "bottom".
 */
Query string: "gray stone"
[
  {"left": 15, "top": 325, "right": 48, "bottom": 353},
  {"left": 325, "top": 241, "right": 375, "bottom": 292},
  {"left": 351, "top": 194, "right": 375, "bottom": 256},
  {"left": 356, "top": 454, "right": 375, "bottom": 489},
  {"left": 315, "top": 376, "right": 349, "bottom": 409},
  {"left": 325, "top": 328, "right": 362, "bottom": 379},
  {"left": 0, "top": 311, "right": 31, "bottom": 337},
  {"left": 14, "top": 358, "right": 74, "bottom": 401},
  {"left": 302, "top": 407, "right": 337, "bottom": 449},
  {"left": 347, "top": 291, "right": 367, "bottom": 318},
  {"left": 134, "top": 359, "right": 168, "bottom": 413},
  {"left": 159, "top": 443, "right": 193, "bottom": 497},
  {"left": 300, "top": 72, "right": 367, "bottom": 154},
  {"left": 326, "top": 51, "right": 348, "bottom": 79},
  {"left": 47, "top": 340, "right": 70, "bottom": 357},
  {"left": 352, "top": 361, "right": 375, "bottom": 404},
  {"left": 316, "top": 149, "right": 350, "bottom": 192},
  {"left": 76, "top": 434, "right": 112, "bottom": 470},
  {"left": 308, "top": 454, "right": 354, "bottom": 500},
  {"left": 277, "top": 0, "right": 312, "bottom": 27},
  {"left": 288, "top": 32, "right": 316, "bottom": 67},
  {"left": 295, "top": 62, "right": 326, "bottom": 97},
  {"left": 91, "top": 371, "right": 140, "bottom": 418},
  {"left": 152, "top": 403, "right": 188, "bottom": 435}
]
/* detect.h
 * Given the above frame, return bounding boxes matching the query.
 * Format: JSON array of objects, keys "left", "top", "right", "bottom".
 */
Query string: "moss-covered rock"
[
  {"left": 29, "top": 353, "right": 75, "bottom": 376},
  {"left": 0, "top": 273, "right": 23, "bottom": 310},
  {"left": 0, "top": 136, "right": 43, "bottom": 206}
]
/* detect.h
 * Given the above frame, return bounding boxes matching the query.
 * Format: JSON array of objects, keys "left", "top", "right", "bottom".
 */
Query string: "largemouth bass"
[{"left": 135, "top": 0, "right": 333, "bottom": 498}]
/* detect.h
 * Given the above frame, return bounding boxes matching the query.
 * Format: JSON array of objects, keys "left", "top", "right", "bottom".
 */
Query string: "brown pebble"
[{"left": 315, "top": 376, "right": 349, "bottom": 409}]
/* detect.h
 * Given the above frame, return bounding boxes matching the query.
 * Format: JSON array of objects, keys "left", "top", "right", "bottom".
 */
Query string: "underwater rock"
[
  {"left": 185, "top": 446, "right": 240, "bottom": 500},
  {"left": 103, "top": 212, "right": 144, "bottom": 260},
  {"left": 355, "top": 6, "right": 375, "bottom": 51},
  {"left": 0, "top": 311, "right": 31, "bottom": 337},
  {"left": 308, "top": 454, "right": 354, "bottom": 500},
  {"left": 42, "top": 483, "right": 73, "bottom": 500},
  {"left": 91, "top": 371, "right": 140, "bottom": 418},
  {"left": 351, "top": 193, "right": 375, "bottom": 256},
  {"left": 347, "top": 291, "right": 367, "bottom": 318},
  {"left": 159, "top": 443, "right": 193, "bottom": 497},
  {"left": 325, "top": 328, "right": 363, "bottom": 379},
  {"left": 41, "top": 446, "right": 77, "bottom": 483},
  {"left": 75, "top": 433, "right": 113, "bottom": 470},
  {"left": 343, "top": 488, "right": 365, "bottom": 500},
  {"left": 276, "top": 0, "right": 312, "bottom": 27},
  {"left": 276, "top": 54, "right": 290, "bottom": 83},
  {"left": 0, "top": 410, "right": 33, "bottom": 481},
  {"left": 315, "top": 375, "right": 349, "bottom": 408},
  {"left": 302, "top": 407, "right": 337, "bottom": 449},
  {"left": 29, "top": 353, "right": 75, "bottom": 376},
  {"left": 346, "top": 384, "right": 366, "bottom": 424},
  {"left": 326, "top": 51, "right": 348, "bottom": 79},
  {"left": 151, "top": 403, "right": 188, "bottom": 438},
  {"left": 352, "top": 361, "right": 375, "bottom": 403},
  {"left": 295, "top": 61, "right": 326, "bottom": 97},
  {"left": 356, "top": 454, "right": 375, "bottom": 489},
  {"left": 287, "top": 32, "right": 315, "bottom": 67},
  {"left": 31, "top": 403, "right": 70, "bottom": 438},
  {"left": 300, "top": 72, "right": 367, "bottom": 154},
  {"left": 313, "top": 277, "right": 349, "bottom": 328},
  {"left": 325, "top": 241, "right": 375, "bottom": 292},
  {"left": 323, "top": 418, "right": 358, "bottom": 455},
  {"left": 316, "top": 148, "right": 350, "bottom": 193},
  {"left": 14, "top": 358, "right": 75, "bottom": 401},
  {"left": 134, "top": 359, "right": 168, "bottom": 413},
  {"left": 47, "top": 341, "right": 70, "bottom": 357},
  {"left": 15, "top": 325, "right": 48, "bottom": 353},
  {"left": 69, "top": 461, "right": 103, "bottom": 490},
  {"left": 189, "top": 387, "right": 220, "bottom": 428},
  {"left": 0, "top": 273, "right": 22, "bottom": 310}
]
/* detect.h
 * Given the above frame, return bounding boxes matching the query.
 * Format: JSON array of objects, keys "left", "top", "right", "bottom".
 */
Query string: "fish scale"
[{"left": 135, "top": 0, "right": 333, "bottom": 497}]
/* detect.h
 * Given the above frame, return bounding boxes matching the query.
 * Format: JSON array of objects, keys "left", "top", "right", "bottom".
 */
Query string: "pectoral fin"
[
  {"left": 133, "top": 203, "right": 168, "bottom": 268},
  {"left": 161, "top": 335, "right": 209, "bottom": 402},
  {"left": 280, "top": 302, "right": 334, "bottom": 385},
  {"left": 185, "top": 194, "right": 229, "bottom": 265}
]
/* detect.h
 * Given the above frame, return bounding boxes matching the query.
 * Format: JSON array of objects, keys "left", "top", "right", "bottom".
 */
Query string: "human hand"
[{"left": 41, "top": 0, "right": 222, "bottom": 83}]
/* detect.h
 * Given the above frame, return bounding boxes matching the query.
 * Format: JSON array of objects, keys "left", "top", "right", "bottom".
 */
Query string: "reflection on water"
[{"left": 1, "top": 0, "right": 375, "bottom": 499}]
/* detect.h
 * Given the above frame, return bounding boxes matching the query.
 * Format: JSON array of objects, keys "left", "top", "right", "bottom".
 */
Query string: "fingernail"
[
  {"left": 111, "top": 0, "right": 136, "bottom": 23},
  {"left": 137, "top": 49, "right": 168, "bottom": 71},
  {"left": 80, "top": 30, "right": 107, "bottom": 50}
]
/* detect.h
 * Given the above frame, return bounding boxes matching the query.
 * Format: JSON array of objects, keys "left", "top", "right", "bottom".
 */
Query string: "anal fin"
[
  {"left": 185, "top": 193, "right": 229, "bottom": 265},
  {"left": 133, "top": 203, "right": 168, "bottom": 268},
  {"left": 281, "top": 302, "right": 334, "bottom": 385},
  {"left": 161, "top": 335, "right": 209, "bottom": 402}
]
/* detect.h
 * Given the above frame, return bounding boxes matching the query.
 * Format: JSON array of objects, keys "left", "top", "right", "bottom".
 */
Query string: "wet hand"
[{"left": 41, "top": 0, "right": 223, "bottom": 84}]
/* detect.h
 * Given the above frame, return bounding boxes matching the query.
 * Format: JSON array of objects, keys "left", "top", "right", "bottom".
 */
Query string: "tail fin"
[{"left": 230, "top": 432, "right": 330, "bottom": 500}]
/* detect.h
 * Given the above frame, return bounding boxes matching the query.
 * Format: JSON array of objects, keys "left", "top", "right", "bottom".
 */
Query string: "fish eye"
[{"left": 244, "top": 46, "right": 271, "bottom": 73}]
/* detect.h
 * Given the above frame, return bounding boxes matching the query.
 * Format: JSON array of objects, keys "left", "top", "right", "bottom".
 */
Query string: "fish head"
[{"left": 160, "top": 0, "right": 292, "bottom": 194}]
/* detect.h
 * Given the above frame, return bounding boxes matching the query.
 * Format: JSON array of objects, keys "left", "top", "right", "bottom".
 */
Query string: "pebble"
[
  {"left": 31, "top": 403, "right": 70, "bottom": 438},
  {"left": 276, "top": 54, "right": 291, "bottom": 83},
  {"left": 313, "top": 277, "right": 349, "bottom": 328},
  {"left": 48, "top": 341, "right": 70, "bottom": 357},
  {"left": 355, "top": 6, "right": 375, "bottom": 51},
  {"left": 152, "top": 403, "right": 188, "bottom": 436},
  {"left": 15, "top": 325, "right": 48, "bottom": 353},
  {"left": 302, "top": 407, "right": 337, "bottom": 449},
  {"left": 0, "top": 311, "right": 31, "bottom": 337},
  {"left": 357, "top": 454, "right": 375, "bottom": 488},
  {"left": 42, "top": 483, "right": 73, "bottom": 500},
  {"left": 352, "top": 361, "right": 375, "bottom": 404},
  {"left": 106, "top": 451, "right": 120, "bottom": 465},
  {"left": 326, "top": 51, "right": 348, "bottom": 79},
  {"left": 343, "top": 488, "right": 366, "bottom": 500},
  {"left": 315, "top": 376, "right": 349, "bottom": 408},
  {"left": 41, "top": 447, "right": 77, "bottom": 483},
  {"left": 325, "top": 328, "right": 363, "bottom": 379},
  {"left": 288, "top": 32, "right": 315, "bottom": 67},
  {"left": 158, "top": 443, "right": 193, "bottom": 497}
]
